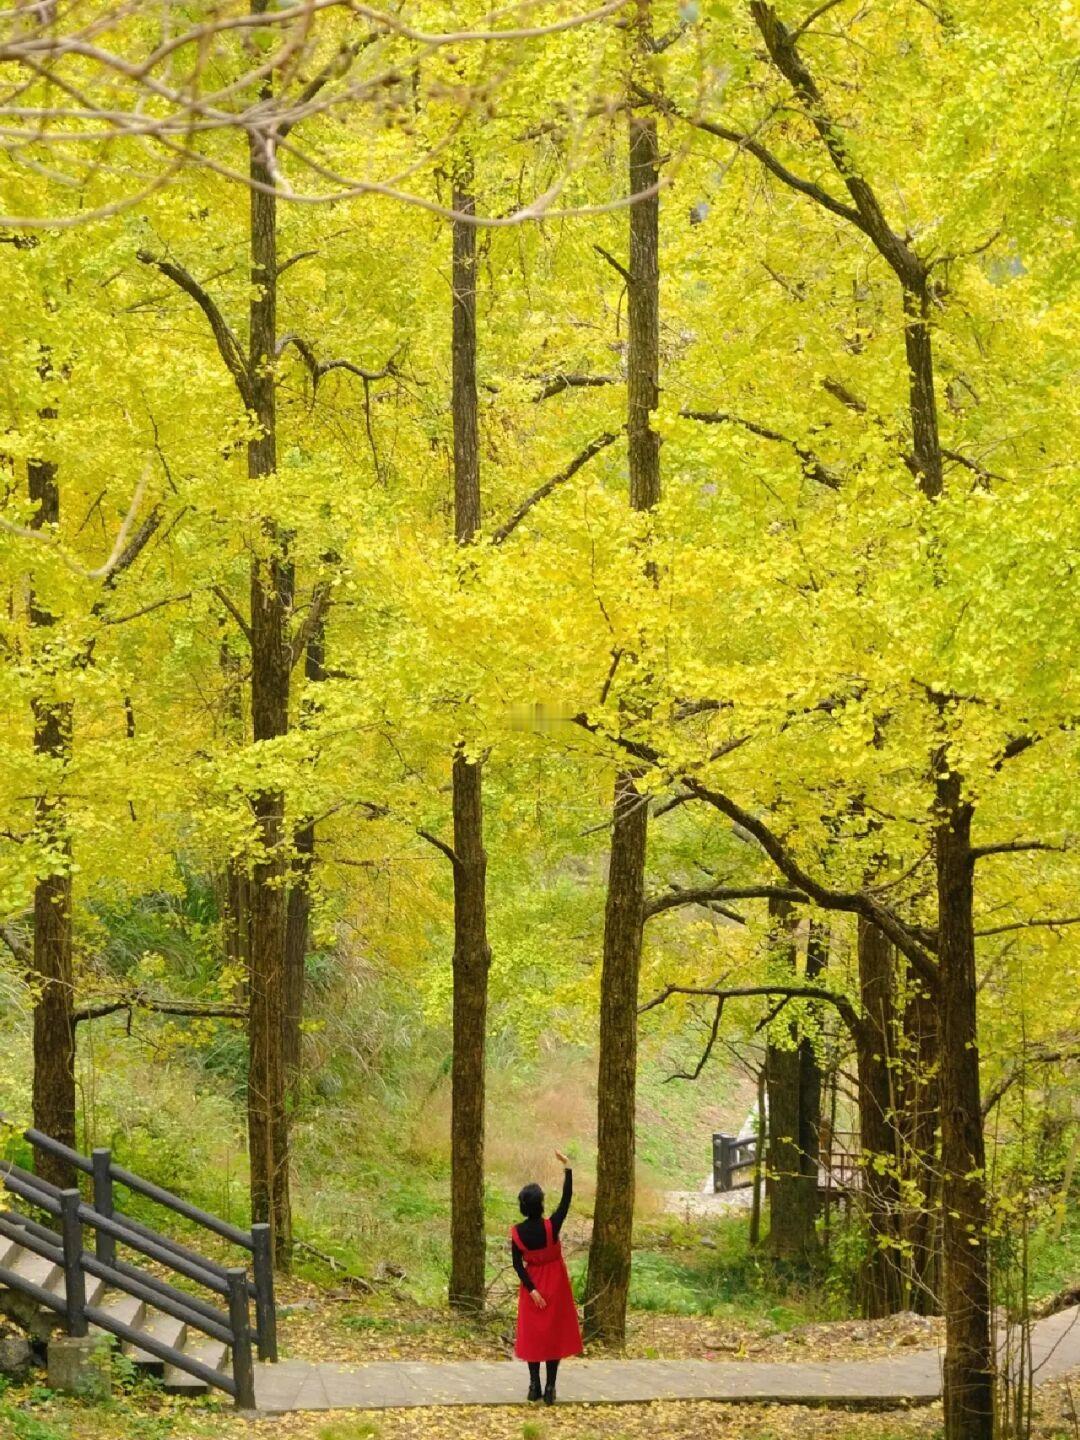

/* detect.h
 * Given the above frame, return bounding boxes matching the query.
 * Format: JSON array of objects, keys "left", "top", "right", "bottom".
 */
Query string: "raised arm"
[{"left": 550, "top": 1151, "right": 573, "bottom": 1237}]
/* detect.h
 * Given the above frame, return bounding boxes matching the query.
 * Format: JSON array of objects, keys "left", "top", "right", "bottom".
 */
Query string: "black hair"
[{"left": 518, "top": 1182, "right": 544, "bottom": 1219}]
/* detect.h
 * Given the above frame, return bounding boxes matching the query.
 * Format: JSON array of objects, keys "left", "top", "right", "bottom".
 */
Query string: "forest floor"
[
  {"left": 272, "top": 1279, "right": 943, "bottom": 1367},
  {"left": 4, "top": 1370, "right": 1080, "bottom": 1440}
]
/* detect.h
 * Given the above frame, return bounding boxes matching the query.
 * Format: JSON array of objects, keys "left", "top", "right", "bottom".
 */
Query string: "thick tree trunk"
[
  {"left": 899, "top": 980, "right": 941, "bottom": 1314},
  {"left": 583, "top": 772, "right": 648, "bottom": 1342},
  {"left": 582, "top": 55, "right": 661, "bottom": 1345},
  {"left": 765, "top": 899, "right": 818, "bottom": 1262},
  {"left": 903, "top": 283, "right": 943, "bottom": 500},
  {"left": 28, "top": 426, "right": 77, "bottom": 1187},
  {"left": 935, "top": 783, "right": 994, "bottom": 1440},
  {"left": 448, "top": 751, "right": 491, "bottom": 1311},
  {"left": 446, "top": 170, "right": 492, "bottom": 1313},
  {"left": 855, "top": 917, "right": 904, "bottom": 1317},
  {"left": 246, "top": 103, "right": 292, "bottom": 1270}
]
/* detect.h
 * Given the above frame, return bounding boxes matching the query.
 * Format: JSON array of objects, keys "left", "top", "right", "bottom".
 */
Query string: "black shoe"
[
  {"left": 543, "top": 1385, "right": 557, "bottom": 1406},
  {"left": 527, "top": 1381, "right": 542, "bottom": 1402}
]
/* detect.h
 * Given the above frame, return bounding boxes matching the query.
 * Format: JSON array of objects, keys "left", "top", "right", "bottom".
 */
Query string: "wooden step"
[
  {"left": 162, "top": 1338, "right": 229, "bottom": 1394},
  {"left": 125, "top": 1308, "right": 186, "bottom": 1371}
]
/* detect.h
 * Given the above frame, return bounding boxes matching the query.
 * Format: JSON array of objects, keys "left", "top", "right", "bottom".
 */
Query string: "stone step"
[
  {"left": 162, "top": 1338, "right": 230, "bottom": 1394},
  {"left": 4, "top": 1246, "right": 60, "bottom": 1295},
  {"left": 91, "top": 1291, "right": 145, "bottom": 1342},
  {"left": 45, "top": 1265, "right": 108, "bottom": 1310},
  {"left": 125, "top": 1307, "right": 187, "bottom": 1370}
]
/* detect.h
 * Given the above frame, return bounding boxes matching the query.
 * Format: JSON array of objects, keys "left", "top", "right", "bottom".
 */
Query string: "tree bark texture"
[
  {"left": 246, "top": 104, "right": 292, "bottom": 1269},
  {"left": 447, "top": 167, "right": 493, "bottom": 1314},
  {"left": 583, "top": 772, "right": 649, "bottom": 1343},
  {"left": 899, "top": 979, "right": 941, "bottom": 1314},
  {"left": 283, "top": 617, "right": 325, "bottom": 1097},
  {"left": 855, "top": 917, "right": 905, "bottom": 1317},
  {"left": 799, "top": 921, "right": 826, "bottom": 1193},
  {"left": 765, "top": 898, "right": 818, "bottom": 1262},
  {"left": 448, "top": 750, "right": 491, "bottom": 1311},
  {"left": 220, "top": 640, "right": 251, "bottom": 1006},
  {"left": 935, "top": 782, "right": 994, "bottom": 1440},
  {"left": 28, "top": 414, "right": 77, "bottom": 1188},
  {"left": 583, "top": 38, "right": 661, "bottom": 1344}
]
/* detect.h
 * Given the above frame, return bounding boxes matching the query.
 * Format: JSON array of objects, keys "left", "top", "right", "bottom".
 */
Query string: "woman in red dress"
[{"left": 511, "top": 1149, "right": 583, "bottom": 1405}]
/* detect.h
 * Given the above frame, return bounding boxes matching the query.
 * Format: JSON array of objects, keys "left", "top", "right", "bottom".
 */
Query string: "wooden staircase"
[
  {"left": 0, "top": 1227, "right": 230, "bottom": 1392},
  {"left": 0, "top": 1121, "right": 277, "bottom": 1408}
]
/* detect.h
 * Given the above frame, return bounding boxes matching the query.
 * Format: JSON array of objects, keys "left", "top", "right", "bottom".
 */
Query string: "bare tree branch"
[
  {"left": 417, "top": 828, "right": 458, "bottom": 866},
  {"left": 137, "top": 250, "right": 252, "bottom": 406},
  {"left": 970, "top": 839, "right": 1066, "bottom": 861},
  {"left": 74, "top": 995, "right": 247, "bottom": 1024},
  {"left": 0, "top": 924, "right": 30, "bottom": 967},
  {"left": 633, "top": 83, "right": 867, "bottom": 233},
  {"left": 532, "top": 372, "right": 620, "bottom": 402},
  {"left": 644, "top": 883, "right": 807, "bottom": 919},
  {"left": 640, "top": 982, "right": 863, "bottom": 1039},
  {"left": 681, "top": 407, "right": 841, "bottom": 489},
  {"left": 212, "top": 584, "right": 252, "bottom": 645},
  {"left": 747, "top": 2, "right": 925, "bottom": 288},
  {"left": 593, "top": 244, "right": 631, "bottom": 284},
  {"left": 982, "top": 1042, "right": 1080, "bottom": 1116},
  {"left": 571, "top": 708, "right": 939, "bottom": 981},
  {"left": 492, "top": 431, "right": 620, "bottom": 544},
  {"left": 277, "top": 333, "right": 401, "bottom": 393},
  {"left": 290, "top": 581, "right": 332, "bottom": 671},
  {"left": 664, "top": 994, "right": 725, "bottom": 1081},
  {"left": 976, "top": 915, "right": 1080, "bottom": 938}
]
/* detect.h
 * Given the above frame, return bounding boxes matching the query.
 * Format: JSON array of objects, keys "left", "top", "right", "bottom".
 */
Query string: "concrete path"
[{"left": 253, "top": 1304, "right": 1080, "bottom": 1414}]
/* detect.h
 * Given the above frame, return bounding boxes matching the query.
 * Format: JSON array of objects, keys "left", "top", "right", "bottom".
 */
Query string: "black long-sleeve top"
[{"left": 511, "top": 1168, "right": 572, "bottom": 1292}]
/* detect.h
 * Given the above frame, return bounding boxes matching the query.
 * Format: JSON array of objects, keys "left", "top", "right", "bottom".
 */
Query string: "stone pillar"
[{"left": 47, "top": 1334, "right": 112, "bottom": 1399}]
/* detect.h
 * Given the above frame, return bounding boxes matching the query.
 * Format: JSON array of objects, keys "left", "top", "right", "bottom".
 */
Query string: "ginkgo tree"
[{"left": 0, "top": 4, "right": 1077, "bottom": 1439}]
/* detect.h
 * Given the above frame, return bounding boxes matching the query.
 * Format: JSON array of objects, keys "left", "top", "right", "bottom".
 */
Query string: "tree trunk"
[
  {"left": 765, "top": 899, "right": 817, "bottom": 1262},
  {"left": 583, "top": 771, "right": 648, "bottom": 1342},
  {"left": 246, "top": 99, "right": 292, "bottom": 1270},
  {"left": 749, "top": 1064, "right": 767, "bottom": 1248},
  {"left": 935, "top": 781, "right": 994, "bottom": 1440},
  {"left": 220, "top": 638, "right": 250, "bottom": 1006},
  {"left": 799, "top": 922, "right": 826, "bottom": 1193},
  {"left": 446, "top": 168, "right": 492, "bottom": 1313},
  {"left": 282, "top": 825, "right": 312, "bottom": 1094},
  {"left": 28, "top": 416, "right": 77, "bottom": 1187},
  {"left": 855, "top": 917, "right": 905, "bottom": 1317},
  {"left": 449, "top": 751, "right": 491, "bottom": 1311},
  {"left": 582, "top": 47, "right": 660, "bottom": 1345},
  {"left": 899, "top": 979, "right": 941, "bottom": 1314},
  {"left": 283, "top": 617, "right": 325, "bottom": 1098}
]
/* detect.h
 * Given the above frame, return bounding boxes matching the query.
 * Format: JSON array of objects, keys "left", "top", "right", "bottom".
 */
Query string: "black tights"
[{"left": 527, "top": 1360, "right": 560, "bottom": 1389}]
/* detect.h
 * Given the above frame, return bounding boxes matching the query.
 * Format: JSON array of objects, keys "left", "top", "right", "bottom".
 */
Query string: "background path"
[{"left": 254, "top": 1303, "right": 1080, "bottom": 1413}]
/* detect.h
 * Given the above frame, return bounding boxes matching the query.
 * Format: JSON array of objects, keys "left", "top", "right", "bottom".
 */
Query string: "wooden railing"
[
  {"left": 0, "top": 1119, "right": 277, "bottom": 1407},
  {"left": 712, "top": 1128, "right": 861, "bottom": 1195}
]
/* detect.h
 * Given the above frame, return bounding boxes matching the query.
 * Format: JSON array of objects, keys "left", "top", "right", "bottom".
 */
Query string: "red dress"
[{"left": 512, "top": 1216, "right": 583, "bottom": 1361}]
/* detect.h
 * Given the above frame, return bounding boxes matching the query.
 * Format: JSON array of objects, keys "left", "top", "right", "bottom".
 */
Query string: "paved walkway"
[{"left": 253, "top": 1304, "right": 1080, "bottom": 1413}]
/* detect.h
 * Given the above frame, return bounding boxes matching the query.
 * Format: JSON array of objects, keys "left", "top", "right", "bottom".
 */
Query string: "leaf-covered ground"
[
  {"left": 2, "top": 1383, "right": 1080, "bottom": 1440},
  {"left": 272, "top": 1280, "right": 943, "bottom": 1368}
]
